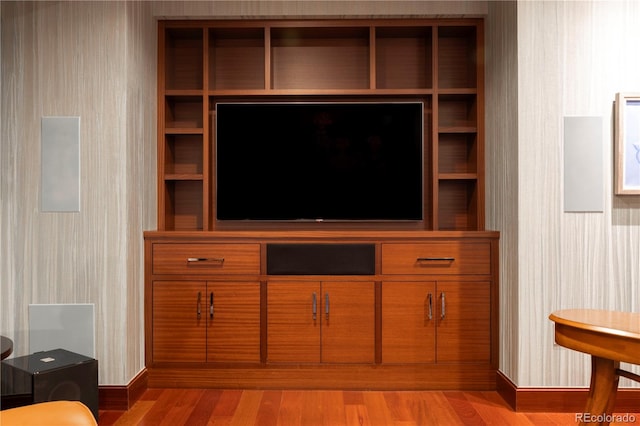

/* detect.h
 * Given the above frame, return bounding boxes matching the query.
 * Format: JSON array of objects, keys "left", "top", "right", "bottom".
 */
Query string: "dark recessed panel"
[{"left": 267, "top": 243, "right": 375, "bottom": 275}]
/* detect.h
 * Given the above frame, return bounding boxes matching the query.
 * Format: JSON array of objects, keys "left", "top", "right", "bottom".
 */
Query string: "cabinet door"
[
  {"left": 267, "top": 281, "right": 321, "bottom": 363},
  {"left": 152, "top": 281, "right": 206, "bottom": 362},
  {"left": 320, "top": 282, "right": 375, "bottom": 363},
  {"left": 207, "top": 282, "right": 261, "bottom": 363},
  {"left": 382, "top": 281, "right": 436, "bottom": 363},
  {"left": 436, "top": 281, "right": 491, "bottom": 363}
]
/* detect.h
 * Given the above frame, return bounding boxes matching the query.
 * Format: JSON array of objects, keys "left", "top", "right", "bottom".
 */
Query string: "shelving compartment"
[
  {"left": 209, "top": 28, "right": 265, "bottom": 90},
  {"left": 164, "top": 28, "right": 204, "bottom": 91},
  {"left": 375, "top": 26, "right": 432, "bottom": 90},
  {"left": 164, "top": 96, "right": 204, "bottom": 129},
  {"left": 164, "top": 134, "right": 203, "bottom": 177},
  {"left": 438, "top": 132, "right": 477, "bottom": 175},
  {"left": 271, "top": 27, "right": 370, "bottom": 90},
  {"left": 438, "top": 94, "right": 477, "bottom": 130},
  {"left": 157, "top": 19, "right": 484, "bottom": 233},
  {"left": 164, "top": 180, "right": 204, "bottom": 231},
  {"left": 437, "top": 26, "right": 477, "bottom": 89},
  {"left": 438, "top": 180, "right": 478, "bottom": 231}
]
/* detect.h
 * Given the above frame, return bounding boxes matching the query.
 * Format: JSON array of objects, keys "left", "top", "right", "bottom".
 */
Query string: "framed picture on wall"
[{"left": 615, "top": 92, "right": 640, "bottom": 195}]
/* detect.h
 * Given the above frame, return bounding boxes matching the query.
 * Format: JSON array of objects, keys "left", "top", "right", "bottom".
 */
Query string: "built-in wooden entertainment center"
[{"left": 145, "top": 18, "right": 499, "bottom": 390}]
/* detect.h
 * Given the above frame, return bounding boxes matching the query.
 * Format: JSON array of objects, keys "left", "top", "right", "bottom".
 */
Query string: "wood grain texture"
[
  {"left": 207, "top": 282, "right": 261, "bottom": 363},
  {"left": 98, "top": 388, "right": 640, "bottom": 426},
  {"left": 382, "top": 281, "right": 436, "bottom": 363}
]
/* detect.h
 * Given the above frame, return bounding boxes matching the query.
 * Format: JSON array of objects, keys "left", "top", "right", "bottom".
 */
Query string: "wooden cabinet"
[
  {"left": 157, "top": 19, "right": 484, "bottom": 231},
  {"left": 144, "top": 232, "right": 498, "bottom": 390},
  {"left": 147, "top": 243, "right": 261, "bottom": 364},
  {"left": 382, "top": 281, "right": 490, "bottom": 364},
  {"left": 381, "top": 242, "right": 492, "bottom": 364},
  {"left": 381, "top": 242, "right": 490, "bottom": 275},
  {"left": 151, "top": 281, "right": 260, "bottom": 363},
  {"left": 436, "top": 281, "right": 490, "bottom": 363},
  {"left": 267, "top": 281, "right": 375, "bottom": 363},
  {"left": 382, "top": 281, "right": 436, "bottom": 364},
  {"left": 152, "top": 243, "right": 260, "bottom": 275},
  {"left": 152, "top": 280, "right": 206, "bottom": 363},
  {"left": 149, "top": 17, "right": 494, "bottom": 391}
]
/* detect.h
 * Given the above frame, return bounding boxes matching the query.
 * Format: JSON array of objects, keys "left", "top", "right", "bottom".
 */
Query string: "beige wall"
[
  {"left": 485, "top": 0, "right": 519, "bottom": 386},
  {"left": 0, "top": 1, "right": 156, "bottom": 385},
  {"left": 487, "top": 0, "right": 640, "bottom": 388},
  {"left": 4, "top": 0, "right": 640, "bottom": 389}
]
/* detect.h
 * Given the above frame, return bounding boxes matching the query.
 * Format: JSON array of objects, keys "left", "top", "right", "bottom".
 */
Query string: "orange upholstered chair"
[{"left": 0, "top": 401, "right": 97, "bottom": 426}]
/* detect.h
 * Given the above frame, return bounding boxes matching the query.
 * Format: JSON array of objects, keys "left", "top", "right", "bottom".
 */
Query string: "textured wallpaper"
[
  {"left": 508, "top": 1, "right": 640, "bottom": 388},
  {"left": 0, "top": 1, "right": 156, "bottom": 385}
]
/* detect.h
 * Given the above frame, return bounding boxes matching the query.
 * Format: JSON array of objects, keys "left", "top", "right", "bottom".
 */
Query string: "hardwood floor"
[{"left": 98, "top": 389, "right": 640, "bottom": 425}]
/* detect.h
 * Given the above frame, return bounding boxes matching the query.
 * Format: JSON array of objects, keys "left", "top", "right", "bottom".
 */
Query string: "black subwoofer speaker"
[{"left": 0, "top": 348, "right": 98, "bottom": 421}]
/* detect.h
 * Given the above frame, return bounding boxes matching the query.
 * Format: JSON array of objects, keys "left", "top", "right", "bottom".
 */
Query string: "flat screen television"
[{"left": 215, "top": 102, "right": 424, "bottom": 221}]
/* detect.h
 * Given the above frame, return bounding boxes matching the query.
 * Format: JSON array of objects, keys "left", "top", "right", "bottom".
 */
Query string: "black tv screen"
[{"left": 215, "top": 102, "right": 424, "bottom": 221}]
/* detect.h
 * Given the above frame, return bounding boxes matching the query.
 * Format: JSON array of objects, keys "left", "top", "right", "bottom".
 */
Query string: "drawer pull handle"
[
  {"left": 312, "top": 292, "right": 317, "bottom": 320},
  {"left": 197, "top": 292, "right": 202, "bottom": 319},
  {"left": 210, "top": 292, "right": 214, "bottom": 319},
  {"left": 187, "top": 257, "right": 225, "bottom": 264},
  {"left": 417, "top": 257, "right": 455, "bottom": 262},
  {"left": 427, "top": 293, "right": 433, "bottom": 320},
  {"left": 441, "top": 292, "right": 446, "bottom": 320},
  {"left": 325, "top": 293, "right": 330, "bottom": 321}
]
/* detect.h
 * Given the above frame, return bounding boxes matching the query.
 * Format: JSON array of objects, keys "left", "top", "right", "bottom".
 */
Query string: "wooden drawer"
[
  {"left": 381, "top": 242, "right": 490, "bottom": 275},
  {"left": 152, "top": 243, "right": 260, "bottom": 275}
]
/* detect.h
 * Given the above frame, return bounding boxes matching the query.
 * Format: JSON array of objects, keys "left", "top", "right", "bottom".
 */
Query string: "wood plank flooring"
[{"left": 97, "top": 389, "right": 640, "bottom": 425}]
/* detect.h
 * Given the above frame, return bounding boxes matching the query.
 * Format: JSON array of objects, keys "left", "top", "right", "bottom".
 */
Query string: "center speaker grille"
[{"left": 266, "top": 243, "right": 375, "bottom": 275}]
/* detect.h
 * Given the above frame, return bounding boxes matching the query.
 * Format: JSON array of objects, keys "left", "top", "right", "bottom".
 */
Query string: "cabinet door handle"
[
  {"left": 312, "top": 292, "right": 317, "bottom": 320},
  {"left": 187, "top": 257, "right": 225, "bottom": 264},
  {"left": 325, "top": 293, "right": 330, "bottom": 321},
  {"left": 417, "top": 257, "right": 455, "bottom": 262},
  {"left": 440, "top": 292, "right": 446, "bottom": 319},
  {"left": 427, "top": 293, "right": 433, "bottom": 320},
  {"left": 210, "top": 292, "right": 214, "bottom": 319},
  {"left": 197, "top": 292, "right": 202, "bottom": 319}
]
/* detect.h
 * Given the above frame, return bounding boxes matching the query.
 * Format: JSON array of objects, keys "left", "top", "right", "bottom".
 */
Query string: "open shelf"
[
  {"left": 163, "top": 180, "right": 204, "bottom": 231},
  {"left": 271, "top": 26, "right": 370, "bottom": 90},
  {"left": 164, "top": 96, "right": 204, "bottom": 130},
  {"left": 437, "top": 25, "right": 477, "bottom": 89},
  {"left": 164, "top": 28, "right": 204, "bottom": 91},
  {"left": 164, "top": 134, "right": 203, "bottom": 176},
  {"left": 438, "top": 94, "right": 477, "bottom": 129},
  {"left": 438, "top": 132, "right": 477, "bottom": 174},
  {"left": 209, "top": 27, "right": 265, "bottom": 90},
  {"left": 157, "top": 19, "right": 484, "bottom": 231},
  {"left": 438, "top": 179, "right": 478, "bottom": 231},
  {"left": 375, "top": 26, "right": 432, "bottom": 90}
]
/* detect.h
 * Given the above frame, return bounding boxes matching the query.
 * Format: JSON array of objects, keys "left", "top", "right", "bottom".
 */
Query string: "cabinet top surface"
[
  {"left": 160, "top": 18, "right": 484, "bottom": 28},
  {"left": 144, "top": 230, "right": 499, "bottom": 241}
]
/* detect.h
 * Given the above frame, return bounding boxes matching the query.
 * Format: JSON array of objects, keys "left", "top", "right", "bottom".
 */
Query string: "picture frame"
[{"left": 615, "top": 92, "right": 640, "bottom": 195}]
